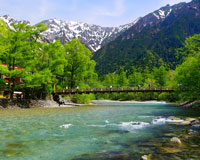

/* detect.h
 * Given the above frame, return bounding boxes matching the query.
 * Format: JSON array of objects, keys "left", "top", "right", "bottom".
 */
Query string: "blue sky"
[{"left": 0, "top": 0, "right": 191, "bottom": 27}]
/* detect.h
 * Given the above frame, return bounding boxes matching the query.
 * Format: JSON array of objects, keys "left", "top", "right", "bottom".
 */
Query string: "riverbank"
[
  {"left": 178, "top": 100, "right": 200, "bottom": 108},
  {"left": 0, "top": 99, "right": 199, "bottom": 109},
  {"left": 0, "top": 98, "right": 171, "bottom": 109},
  {"left": 0, "top": 99, "right": 86, "bottom": 109}
]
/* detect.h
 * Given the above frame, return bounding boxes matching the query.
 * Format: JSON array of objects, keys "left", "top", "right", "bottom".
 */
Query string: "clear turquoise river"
[{"left": 0, "top": 101, "right": 200, "bottom": 160}]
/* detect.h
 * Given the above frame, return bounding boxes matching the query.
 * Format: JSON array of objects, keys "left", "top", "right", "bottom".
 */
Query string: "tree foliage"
[
  {"left": 64, "top": 39, "right": 97, "bottom": 89},
  {"left": 0, "top": 22, "right": 97, "bottom": 99},
  {"left": 173, "top": 34, "right": 200, "bottom": 101},
  {"left": 0, "top": 19, "right": 199, "bottom": 104}
]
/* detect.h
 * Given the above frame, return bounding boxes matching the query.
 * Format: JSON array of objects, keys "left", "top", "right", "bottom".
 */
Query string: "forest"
[{"left": 0, "top": 20, "right": 199, "bottom": 105}]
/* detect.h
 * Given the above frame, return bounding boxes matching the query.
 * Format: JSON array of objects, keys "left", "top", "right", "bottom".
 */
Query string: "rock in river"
[
  {"left": 170, "top": 137, "right": 182, "bottom": 145},
  {"left": 141, "top": 154, "right": 152, "bottom": 160}
]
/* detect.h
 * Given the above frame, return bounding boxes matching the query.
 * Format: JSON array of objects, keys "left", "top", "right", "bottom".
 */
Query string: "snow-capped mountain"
[
  {"left": 0, "top": 2, "right": 188, "bottom": 52},
  {"left": 0, "top": 15, "right": 30, "bottom": 28},
  {"left": 40, "top": 19, "right": 138, "bottom": 52},
  {"left": 40, "top": 2, "right": 183, "bottom": 52},
  {"left": 0, "top": 14, "right": 137, "bottom": 52}
]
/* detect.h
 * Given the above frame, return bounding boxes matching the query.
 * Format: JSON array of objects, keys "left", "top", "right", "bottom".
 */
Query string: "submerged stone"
[
  {"left": 185, "top": 117, "right": 196, "bottom": 121},
  {"left": 160, "top": 147, "right": 182, "bottom": 153},
  {"left": 114, "top": 153, "right": 130, "bottom": 159},
  {"left": 140, "top": 141, "right": 162, "bottom": 147},
  {"left": 2, "top": 149, "right": 18, "bottom": 157},
  {"left": 164, "top": 133, "right": 176, "bottom": 137},
  {"left": 6, "top": 143, "right": 25, "bottom": 148},
  {"left": 108, "top": 130, "right": 129, "bottom": 134},
  {"left": 170, "top": 117, "right": 182, "bottom": 121}
]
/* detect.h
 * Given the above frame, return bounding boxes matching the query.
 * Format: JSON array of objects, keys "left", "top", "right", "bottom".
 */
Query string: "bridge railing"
[{"left": 55, "top": 87, "right": 173, "bottom": 94}]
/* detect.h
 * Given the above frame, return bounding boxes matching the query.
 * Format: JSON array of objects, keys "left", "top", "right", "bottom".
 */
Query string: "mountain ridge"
[
  {"left": 0, "top": 2, "right": 178, "bottom": 53},
  {"left": 0, "top": 14, "right": 139, "bottom": 52},
  {"left": 39, "top": 18, "right": 138, "bottom": 52},
  {"left": 93, "top": 0, "right": 200, "bottom": 75}
]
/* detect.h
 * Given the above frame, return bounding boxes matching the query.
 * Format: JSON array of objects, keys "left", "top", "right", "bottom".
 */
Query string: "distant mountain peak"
[
  {"left": 0, "top": 14, "right": 30, "bottom": 26},
  {"left": 0, "top": 14, "right": 137, "bottom": 52},
  {"left": 40, "top": 18, "right": 136, "bottom": 52}
]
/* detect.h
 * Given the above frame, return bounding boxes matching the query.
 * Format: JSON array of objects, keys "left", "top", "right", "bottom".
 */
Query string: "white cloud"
[
  {"left": 161, "top": 0, "right": 191, "bottom": 6},
  {"left": 94, "top": 0, "right": 125, "bottom": 17},
  {"left": 78, "top": 0, "right": 126, "bottom": 26},
  {"left": 39, "top": 0, "right": 49, "bottom": 17},
  {"left": 29, "top": 0, "right": 54, "bottom": 24}
]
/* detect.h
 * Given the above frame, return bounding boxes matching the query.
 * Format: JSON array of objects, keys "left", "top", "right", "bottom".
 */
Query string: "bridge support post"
[{"left": 150, "top": 92, "right": 153, "bottom": 100}]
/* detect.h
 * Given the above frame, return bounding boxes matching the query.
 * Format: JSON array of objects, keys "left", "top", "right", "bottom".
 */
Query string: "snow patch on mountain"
[
  {"left": 153, "top": 9, "right": 172, "bottom": 19},
  {"left": 152, "top": 4, "right": 175, "bottom": 20},
  {"left": 40, "top": 18, "right": 137, "bottom": 52}
]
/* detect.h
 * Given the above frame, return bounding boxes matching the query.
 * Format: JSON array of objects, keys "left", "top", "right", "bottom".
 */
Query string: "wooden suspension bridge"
[{"left": 55, "top": 87, "right": 174, "bottom": 95}]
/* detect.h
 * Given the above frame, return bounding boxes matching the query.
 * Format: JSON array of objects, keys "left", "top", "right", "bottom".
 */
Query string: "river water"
[{"left": 0, "top": 101, "right": 200, "bottom": 160}]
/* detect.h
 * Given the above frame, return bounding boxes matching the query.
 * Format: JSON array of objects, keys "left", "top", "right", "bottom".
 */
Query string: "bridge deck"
[{"left": 55, "top": 87, "right": 174, "bottom": 95}]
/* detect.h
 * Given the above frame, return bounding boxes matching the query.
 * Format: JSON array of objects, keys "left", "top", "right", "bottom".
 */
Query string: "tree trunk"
[
  {"left": 8, "top": 57, "right": 12, "bottom": 99},
  {"left": 10, "top": 78, "right": 15, "bottom": 99},
  {"left": 10, "top": 58, "right": 15, "bottom": 99},
  {"left": 70, "top": 70, "right": 75, "bottom": 89}
]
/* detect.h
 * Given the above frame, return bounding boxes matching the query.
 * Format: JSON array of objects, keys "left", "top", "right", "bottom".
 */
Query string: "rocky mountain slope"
[
  {"left": 93, "top": 0, "right": 200, "bottom": 75},
  {"left": 39, "top": 19, "right": 138, "bottom": 52}
]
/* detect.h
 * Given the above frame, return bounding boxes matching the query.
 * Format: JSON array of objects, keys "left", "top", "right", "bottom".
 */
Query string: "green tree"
[
  {"left": 64, "top": 39, "right": 97, "bottom": 89},
  {"left": 21, "top": 40, "right": 67, "bottom": 98},
  {"left": 0, "top": 22, "right": 48, "bottom": 99},
  {"left": 103, "top": 73, "right": 119, "bottom": 87},
  {"left": 118, "top": 68, "right": 128, "bottom": 87},
  {"left": 174, "top": 54, "right": 200, "bottom": 100},
  {"left": 41, "top": 41, "right": 67, "bottom": 91},
  {"left": 153, "top": 66, "right": 167, "bottom": 86},
  {"left": 128, "top": 68, "right": 143, "bottom": 87},
  {"left": 174, "top": 34, "right": 200, "bottom": 101}
]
